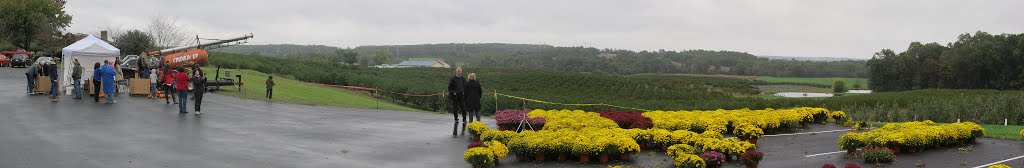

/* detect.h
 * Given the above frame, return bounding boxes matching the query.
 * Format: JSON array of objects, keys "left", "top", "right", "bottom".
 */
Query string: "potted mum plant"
[
  {"left": 837, "top": 133, "right": 863, "bottom": 155},
  {"left": 699, "top": 151, "right": 726, "bottom": 168},
  {"left": 831, "top": 111, "right": 846, "bottom": 124},
  {"left": 464, "top": 147, "right": 495, "bottom": 168},
  {"left": 734, "top": 124, "right": 764, "bottom": 145},
  {"left": 484, "top": 141, "right": 509, "bottom": 164},
  {"left": 467, "top": 121, "right": 489, "bottom": 141},
  {"left": 740, "top": 150, "right": 764, "bottom": 168}
]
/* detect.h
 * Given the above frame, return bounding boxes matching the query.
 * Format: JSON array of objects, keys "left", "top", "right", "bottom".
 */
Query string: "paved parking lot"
[{"left": 1, "top": 66, "right": 1022, "bottom": 168}]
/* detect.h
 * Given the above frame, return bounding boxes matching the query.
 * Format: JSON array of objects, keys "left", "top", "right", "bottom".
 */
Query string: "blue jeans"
[
  {"left": 73, "top": 79, "right": 82, "bottom": 98},
  {"left": 26, "top": 74, "right": 34, "bottom": 93},
  {"left": 105, "top": 90, "right": 115, "bottom": 103},
  {"left": 150, "top": 83, "right": 157, "bottom": 97},
  {"left": 178, "top": 91, "right": 188, "bottom": 113},
  {"left": 49, "top": 79, "right": 58, "bottom": 97}
]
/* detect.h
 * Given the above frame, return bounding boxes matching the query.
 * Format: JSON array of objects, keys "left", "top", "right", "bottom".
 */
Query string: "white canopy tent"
[{"left": 61, "top": 35, "right": 119, "bottom": 95}]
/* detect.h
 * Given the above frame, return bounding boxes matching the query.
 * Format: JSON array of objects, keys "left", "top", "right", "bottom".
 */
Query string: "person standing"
[
  {"left": 464, "top": 73, "right": 482, "bottom": 122},
  {"left": 162, "top": 65, "right": 176, "bottom": 104},
  {"left": 193, "top": 70, "right": 206, "bottom": 115},
  {"left": 266, "top": 76, "right": 275, "bottom": 99},
  {"left": 25, "top": 62, "right": 39, "bottom": 95},
  {"left": 71, "top": 59, "right": 83, "bottom": 99},
  {"left": 149, "top": 68, "right": 158, "bottom": 99},
  {"left": 101, "top": 60, "right": 117, "bottom": 104},
  {"left": 92, "top": 62, "right": 102, "bottom": 102},
  {"left": 174, "top": 67, "right": 190, "bottom": 113},
  {"left": 447, "top": 67, "right": 466, "bottom": 137},
  {"left": 47, "top": 62, "right": 59, "bottom": 102}
]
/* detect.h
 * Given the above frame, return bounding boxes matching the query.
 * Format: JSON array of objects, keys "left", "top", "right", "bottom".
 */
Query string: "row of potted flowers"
[
  {"left": 836, "top": 120, "right": 985, "bottom": 154},
  {"left": 642, "top": 107, "right": 843, "bottom": 136},
  {"left": 666, "top": 144, "right": 764, "bottom": 168}
]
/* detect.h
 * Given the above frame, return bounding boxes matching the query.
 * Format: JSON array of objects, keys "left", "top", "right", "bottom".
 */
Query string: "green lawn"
[
  {"left": 757, "top": 76, "right": 870, "bottom": 89},
  {"left": 199, "top": 67, "right": 420, "bottom": 111}
]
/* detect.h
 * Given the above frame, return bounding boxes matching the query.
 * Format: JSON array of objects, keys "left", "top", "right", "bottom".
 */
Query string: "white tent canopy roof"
[{"left": 62, "top": 35, "right": 119, "bottom": 56}]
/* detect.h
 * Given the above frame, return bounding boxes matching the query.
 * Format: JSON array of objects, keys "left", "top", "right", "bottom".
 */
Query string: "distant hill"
[
  {"left": 758, "top": 55, "right": 866, "bottom": 62},
  {"left": 213, "top": 43, "right": 868, "bottom": 78}
]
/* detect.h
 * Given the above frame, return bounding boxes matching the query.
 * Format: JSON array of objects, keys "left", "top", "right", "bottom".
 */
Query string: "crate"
[{"left": 128, "top": 78, "right": 151, "bottom": 96}]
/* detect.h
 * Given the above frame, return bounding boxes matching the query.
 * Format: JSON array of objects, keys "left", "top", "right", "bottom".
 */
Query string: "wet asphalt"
[{"left": 1, "top": 67, "right": 1023, "bottom": 168}]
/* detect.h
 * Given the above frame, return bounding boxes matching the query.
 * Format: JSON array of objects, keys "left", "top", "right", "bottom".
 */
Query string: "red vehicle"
[
  {"left": 2, "top": 51, "right": 33, "bottom": 68},
  {"left": 0, "top": 54, "right": 10, "bottom": 67}
]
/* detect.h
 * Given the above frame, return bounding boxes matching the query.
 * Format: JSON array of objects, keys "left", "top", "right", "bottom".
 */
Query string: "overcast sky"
[{"left": 64, "top": 0, "right": 1023, "bottom": 58}]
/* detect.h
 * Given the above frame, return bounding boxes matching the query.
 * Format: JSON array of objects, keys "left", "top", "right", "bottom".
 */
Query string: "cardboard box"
[
  {"left": 129, "top": 78, "right": 151, "bottom": 95},
  {"left": 34, "top": 76, "right": 52, "bottom": 94}
]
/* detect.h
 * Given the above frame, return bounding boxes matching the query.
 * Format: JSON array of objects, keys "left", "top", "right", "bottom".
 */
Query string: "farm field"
[{"left": 757, "top": 76, "right": 870, "bottom": 89}]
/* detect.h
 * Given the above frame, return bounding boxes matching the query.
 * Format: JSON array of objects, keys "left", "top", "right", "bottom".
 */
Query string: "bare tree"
[{"left": 146, "top": 15, "right": 193, "bottom": 49}]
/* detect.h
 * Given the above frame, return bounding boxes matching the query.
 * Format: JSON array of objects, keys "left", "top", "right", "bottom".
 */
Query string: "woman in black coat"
[{"left": 464, "top": 73, "right": 483, "bottom": 122}]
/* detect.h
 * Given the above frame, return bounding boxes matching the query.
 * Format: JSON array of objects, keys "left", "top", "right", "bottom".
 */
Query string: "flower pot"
[
  {"left": 598, "top": 154, "right": 610, "bottom": 163},
  {"left": 516, "top": 153, "right": 527, "bottom": 161},
  {"left": 785, "top": 126, "right": 795, "bottom": 132},
  {"left": 534, "top": 153, "right": 545, "bottom": 162},
  {"left": 738, "top": 137, "right": 747, "bottom": 141},
  {"left": 846, "top": 147, "right": 857, "bottom": 155},
  {"left": 747, "top": 138, "right": 758, "bottom": 145},
  {"left": 933, "top": 143, "right": 941, "bottom": 149},
  {"left": 579, "top": 155, "right": 591, "bottom": 164},
  {"left": 471, "top": 133, "right": 480, "bottom": 141},
  {"left": 618, "top": 153, "right": 629, "bottom": 161},
  {"left": 969, "top": 137, "right": 977, "bottom": 143},
  {"left": 745, "top": 165, "right": 758, "bottom": 168},
  {"left": 473, "top": 164, "right": 485, "bottom": 168},
  {"left": 889, "top": 146, "right": 901, "bottom": 154},
  {"left": 908, "top": 147, "right": 918, "bottom": 153},
  {"left": 801, "top": 122, "right": 810, "bottom": 128},
  {"left": 557, "top": 153, "right": 568, "bottom": 161},
  {"left": 639, "top": 143, "right": 648, "bottom": 149}
]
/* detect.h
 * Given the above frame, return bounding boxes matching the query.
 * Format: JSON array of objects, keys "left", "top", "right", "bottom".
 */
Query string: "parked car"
[
  {"left": 35, "top": 56, "right": 53, "bottom": 64},
  {"left": 11, "top": 54, "right": 31, "bottom": 68},
  {"left": 0, "top": 55, "right": 10, "bottom": 67}
]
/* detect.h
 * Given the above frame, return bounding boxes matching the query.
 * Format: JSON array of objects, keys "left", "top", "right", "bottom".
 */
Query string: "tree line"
[
  {"left": 220, "top": 43, "right": 868, "bottom": 78},
  {"left": 867, "top": 31, "right": 1024, "bottom": 92}
]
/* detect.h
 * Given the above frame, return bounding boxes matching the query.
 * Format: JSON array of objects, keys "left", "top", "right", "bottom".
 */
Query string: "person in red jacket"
[
  {"left": 162, "top": 67, "right": 176, "bottom": 104},
  {"left": 174, "top": 67, "right": 191, "bottom": 113}
]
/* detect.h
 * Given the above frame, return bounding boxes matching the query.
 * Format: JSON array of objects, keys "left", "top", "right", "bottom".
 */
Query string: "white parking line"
[
  {"left": 762, "top": 129, "right": 851, "bottom": 137},
  {"left": 805, "top": 151, "right": 846, "bottom": 157},
  {"left": 973, "top": 155, "right": 1024, "bottom": 168}
]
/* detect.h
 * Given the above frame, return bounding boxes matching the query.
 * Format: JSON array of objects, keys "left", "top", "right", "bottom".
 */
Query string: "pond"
[
  {"left": 848, "top": 90, "right": 873, "bottom": 93},
  {"left": 774, "top": 92, "right": 834, "bottom": 98}
]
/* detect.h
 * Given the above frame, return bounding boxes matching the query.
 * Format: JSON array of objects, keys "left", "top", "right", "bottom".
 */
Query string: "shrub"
[
  {"left": 740, "top": 150, "right": 764, "bottom": 167},
  {"left": 988, "top": 164, "right": 1011, "bottom": 168},
  {"left": 844, "top": 163, "right": 862, "bottom": 168},
  {"left": 467, "top": 121, "right": 489, "bottom": 135},
  {"left": 822, "top": 163, "right": 837, "bottom": 168},
  {"left": 699, "top": 151, "right": 726, "bottom": 168},
  {"left": 860, "top": 146, "right": 894, "bottom": 163},
  {"left": 464, "top": 147, "right": 495, "bottom": 166},
  {"left": 480, "top": 130, "right": 519, "bottom": 143},
  {"left": 837, "top": 133, "right": 864, "bottom": 150},
  {"left": 599, "top": 111, "right": 654, "bottom": 129},
  {"left": 494, "top": 109, "right": 545, "bottom": 130},
  {"left": 467, "top": 142, "right": 486, "bottom": 149},
  {"left": 484, "top": 140, "right": 509, "bottom": 160},
  {"left": 733, "top": 124, "right": 764, "bottom": 140}
]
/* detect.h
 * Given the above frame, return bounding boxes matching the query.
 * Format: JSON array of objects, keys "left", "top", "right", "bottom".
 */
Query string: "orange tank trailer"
[{"left": 161, "top": 49, "right": 209, "bottom": 68}]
